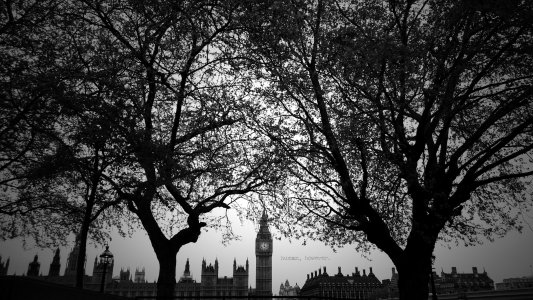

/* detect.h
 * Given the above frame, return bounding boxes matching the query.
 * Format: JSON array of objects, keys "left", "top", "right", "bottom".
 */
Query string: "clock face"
[{"left": 260, "top": 242, "right": 269, "bottom": 250}]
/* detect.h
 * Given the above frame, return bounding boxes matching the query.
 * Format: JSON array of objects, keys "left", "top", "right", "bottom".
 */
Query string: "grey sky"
[{"left": 1, "top": 211, "right": 532, "bottom": 293}]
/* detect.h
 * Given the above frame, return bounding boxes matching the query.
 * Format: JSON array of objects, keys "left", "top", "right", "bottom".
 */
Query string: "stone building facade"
[
  {"left": 383, "top": 266, "right": 494, "bottom": 298},
  {"left": 199, "top": 258, "right": 249, "bottom": 298},
  {"left": 435, "top": 267, "right": 494, "bottom": 294},
  {"left": 300, "top": 266, "right": 382, "bottom": 299},
  {"left": 106, "top": 268, "right": 158, "bottom": 298}
]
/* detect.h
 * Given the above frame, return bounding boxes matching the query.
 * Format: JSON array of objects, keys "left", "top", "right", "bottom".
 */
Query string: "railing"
[{"left": 135, "top": 296, "right": 368, "bottom": 300}]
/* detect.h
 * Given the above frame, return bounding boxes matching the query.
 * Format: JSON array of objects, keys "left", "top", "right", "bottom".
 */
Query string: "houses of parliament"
[{"left": 6, "top": 212, "right": 273, "bottom": 298}]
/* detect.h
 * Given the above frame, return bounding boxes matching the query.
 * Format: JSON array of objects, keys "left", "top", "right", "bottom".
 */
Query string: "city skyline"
[{"left": 1, "top": 210, "right": 532, "bottom": 293}]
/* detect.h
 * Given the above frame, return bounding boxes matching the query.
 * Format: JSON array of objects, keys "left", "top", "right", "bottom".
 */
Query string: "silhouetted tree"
[
  {"left": 1, "top": 1, "right": 131, "bottom": 288},
  {"left": 0, "top": 0, "right": 74, "bottom": 243},
  {"left": 60, "top": 0, "right": 282, "bottom": 296},
  {"left": 244, "top": 1, "right": 533, "bottom": 299},
  {"left": 24, "top": 125, "right": 128, "bottom": 288}
]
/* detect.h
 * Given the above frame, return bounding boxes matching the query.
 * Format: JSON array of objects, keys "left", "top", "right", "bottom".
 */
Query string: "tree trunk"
[
  {"left": 155, "top": 247, "right": 177, "bottom": 298},
  {"left": 132, "top": 196, "right": 180, "bottom": 298},
  {"left": 396, "top": 228, "right": 437, "bottom": 300},
  {"left": 397, "top": 257, "right": 432, "bottom": 300},
  {"left": 75, "top": 208, "right": 92, "bottom": 289},
  {"left": 132, "top": 196, "right": 204, "bottom": 298},
  {"left": 76, "top": 152, "right": 99, "bottom": 289}
]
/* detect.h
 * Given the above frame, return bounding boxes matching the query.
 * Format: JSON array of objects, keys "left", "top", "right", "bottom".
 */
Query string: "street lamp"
[
  {"left": 99, "top": 245, "right": 114, "bottom": 293},
  {"left": 431, "top": 255, "right": 438, "bottom": 300},
  {"left": 430, "top": 268, "right": 438, "bottom": 300}
]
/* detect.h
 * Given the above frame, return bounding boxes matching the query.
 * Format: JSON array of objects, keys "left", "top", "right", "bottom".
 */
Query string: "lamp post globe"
[{"left": 99, "top": 245, "right": 114, "bottom": 293}]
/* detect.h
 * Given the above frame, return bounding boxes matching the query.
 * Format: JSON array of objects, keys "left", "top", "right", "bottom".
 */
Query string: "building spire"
[
  {"left": 185, "top": 258, "right": 190, "bottom": 275},
  {"left": 48, "top": 248, "right": 61, "bottom": 277},
  {"left": 258, "top": 209, "right": 271, "bottom": 236}
]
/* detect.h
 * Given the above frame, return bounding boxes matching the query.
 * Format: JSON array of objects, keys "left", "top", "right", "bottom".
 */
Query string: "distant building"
[
  {"left": 119, "top": 268, "right": 131, "bottom": 281},
  {"left": 435, "top": 267, "right": 494, "bottom": 294},
  {"left": 382, "top": 266, "right": 494, "bottom": 297},
  {"left": 107, "top": 267, "right": 157, "bottom": 298},
  {"left": 300, "top": 266, "right": 382, "bottom": 299},
  {"left": 17, "top": 214, "right": 271, "bottom": 297},
  {"left": 109, "top": 213, "right": 268, "bottom": 298},
  {"left": 0, "top": 256, "right": 9, "bottom": 276},
  {"left": 176, "top": 258, "right": 201, "bottom": 298},
  {"left": 48, "top": 249, "right": 61, "bottom": 277},
  {"left": 91, "top": 250, "right": 114, "bottom": 287},
  {"left": 254, "top": 210, "right": 273, "bottom": 298},
  {"left": 496, "top": 276, "right": 533, "bottom": 290},
  {"left": 134, "top": 267, "right": 146, "bottom": 283},
  {"left": 21, "top": 239, "right": 109, "bottom": 290},
  {"left": 63, "top": 235, "right": 86, "bottom": 279},
  {"left": 278, "top": 279, "right": 300, "bottom": 298},
  {"left": 200, "top": 257, "right": 249, "bottom": 298},
  {"left": 386, "top": 267, "right": 399, "bottom": 297},
  {"left": 105, "top": 256, "right": 250, "bottom": 298},
  {"left": 27, "top": 255, "right": 40, "bottom": 277}
]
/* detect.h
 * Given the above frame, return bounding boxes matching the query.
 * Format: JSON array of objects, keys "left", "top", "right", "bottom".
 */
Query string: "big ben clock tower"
[{"left": 255, "top": 210, "right": 272, "bottom": 298}]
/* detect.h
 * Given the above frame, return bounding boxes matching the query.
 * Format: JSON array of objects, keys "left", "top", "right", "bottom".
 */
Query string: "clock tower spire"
[{"left": 255, "top": 209, "right": 273, "bottom": 298}]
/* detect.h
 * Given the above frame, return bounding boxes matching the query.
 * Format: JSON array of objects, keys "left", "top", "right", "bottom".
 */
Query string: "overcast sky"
[{"left": 1, "top": 209, "right": 532, "bottom": 294}]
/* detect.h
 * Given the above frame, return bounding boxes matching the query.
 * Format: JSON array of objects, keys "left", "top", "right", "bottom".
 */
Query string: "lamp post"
[
  {"left": 430, "top": 255, "right": 438, "bottom": 300},
  {"left": 430, "top": 268, "right": 438, "bottom": 300},
  {"left": 99, "top": 245, "right": 114, "bottom": 293}
]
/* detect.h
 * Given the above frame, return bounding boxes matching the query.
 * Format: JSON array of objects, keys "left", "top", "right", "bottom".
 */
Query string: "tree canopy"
[
  {"left": 53, "top": 0, "right": 283, "bottom": 296},
  {"left": 2, "top": 1, "right": 532, "bottom": 298},
  {"left": 0, "top": 0, "right": 77, "bottom": 245},
  {"left": 243, "top": 0, "right": 533, "bottom": 298}
]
